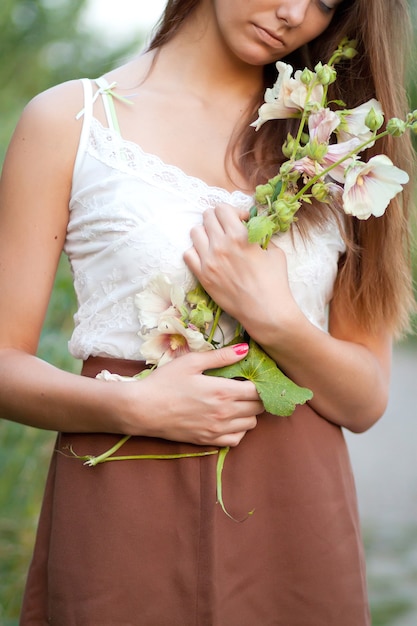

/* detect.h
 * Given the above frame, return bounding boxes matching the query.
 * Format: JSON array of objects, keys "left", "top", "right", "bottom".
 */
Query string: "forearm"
[
  {"left": 0, "top": 347, "right": 263, "bottom": 446},
  {"left": 246, "top": 309, "right": 391, "bottom": 432},
  {"left": 0, "top": 349, "right": 126, "bottom": 433}
]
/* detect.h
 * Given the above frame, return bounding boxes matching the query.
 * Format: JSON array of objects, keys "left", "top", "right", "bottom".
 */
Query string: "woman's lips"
[{"left": 253, "top": 24, "right": 285, "bottom": 49}]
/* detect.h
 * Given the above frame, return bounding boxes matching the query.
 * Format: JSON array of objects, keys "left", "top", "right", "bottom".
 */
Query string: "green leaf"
[
  {"left": 205, "top": 339, "right": 313, "bottom": 416},
  {"left": 247, "top": 215, "right": 275, "bottom": 244}
]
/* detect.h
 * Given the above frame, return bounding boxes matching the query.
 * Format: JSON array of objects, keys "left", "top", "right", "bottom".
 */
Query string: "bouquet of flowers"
[
  {"left": 132, "top": 38, "right": 413, "bottom": 405},
  {"left": 72, "top": 39, "right": 415, "bottom": 519}
]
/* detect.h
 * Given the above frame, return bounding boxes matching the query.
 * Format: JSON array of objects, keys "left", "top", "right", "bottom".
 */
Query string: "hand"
[
  {"left": 183, "top": 203, "right": 296, "bottom": 335},
  {"left": 124, "top": 344, "right": 263, "bottom": 447}
]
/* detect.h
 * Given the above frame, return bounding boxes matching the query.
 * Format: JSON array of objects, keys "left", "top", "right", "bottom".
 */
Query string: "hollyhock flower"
[
  {"left": 322, "top": 137, "right": 362, "bottom": 183},
  {"left": 308, "top": 108, "right": 340, "bottom": 144},
  {"left": 291, "top": 155, "right": 322, "bottom": 180},
  {"left": 140, "top": 316, "right": 213, "bottom": 367},
  {"left": 135, "top": 274, "right": 185, "bottom": 330},
  {"left": 337, "top": 99, "right": 383, "bottom": 145},
  {"left": 291, "top": 136, "right": 360, "bottom": 184},
  {"left": 342, "top": 155, "right": 409, "bottom": 219},
  {"left": 251, "top": 62, "right": 324, "bottom": 130}
]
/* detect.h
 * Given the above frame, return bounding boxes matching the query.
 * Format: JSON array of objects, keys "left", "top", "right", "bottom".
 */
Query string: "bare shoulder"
[
  {"left": 15, "top": 80, "right": 85, "bottom": 153},
  {"left": 24, "top": 80, "right": 83, "bottom": 120},
  {"left": 0, "top": 79, "right": 95, "bottom": 191}
]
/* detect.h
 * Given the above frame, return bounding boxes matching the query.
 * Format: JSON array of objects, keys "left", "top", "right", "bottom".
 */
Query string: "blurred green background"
[{"left": 0, "top": 1, "right": 416, "bottom": 624}]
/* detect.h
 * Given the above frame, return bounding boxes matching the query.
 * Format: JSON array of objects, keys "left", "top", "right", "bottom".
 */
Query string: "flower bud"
[
  {"left": 186, "top": 284, "right": 210, "bottom": 306},
  {"left": 314, "top": 62, "right": 337, "bottom": 86},
  {"left": 365, "top": 107, "right": 384, "bottom": 132},
  {"left": 279, "top": 162, "right": 295, "bottom": 178},
  {"left": 342, "top": 46, "right": 358, "bottom": 60},
  {"left": 386, "top": 118, "right": 407, "bottom": 137},
  {"left": 278, "top": 163, "right": 300, "bottom": 185},
  {"left": 311, "top": 182, "right": 330, "bottom": 202},
  {"left": 305, "top": 140, "right": 328, "bottom": 161},
  {"left": 254, "top": 182, "right": 274, "bottom": 205},
  {"left": 282, "top": 137, "right": 294, "bottom": 159},
  {"left": 300, "top": 68, "right": 315, "bottom": 86},
  {"left": 339, "top": 38, "right": 358, "bottom": 60},
  {"left": 189, "top": 303, "right": 213, "bottom": 331},
  {"left": 283, "top": 133, "right": 297, "bottom": 156},
  {"left": 272, "top": 197, "right": 301, "bottom": 232}
]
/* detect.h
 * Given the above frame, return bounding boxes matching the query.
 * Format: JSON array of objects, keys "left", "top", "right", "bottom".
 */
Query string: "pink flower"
[
  {"left": 322, "top": 138, "right": 362, "bottom": 183},
  {"left": 291, "top": 137, "right": 360, "bottom": 183},
  {"left": 308, "top": 108, "right": 340, "bottom": 144},
  {"left": 140, "top": 316, "right": 213, "bottom": 367},
  {"left": 291, "top": 155, "right": 321, "bottom": 180},
  {"left": 342, "top": 155, "right": 409, "bottom": 219}
]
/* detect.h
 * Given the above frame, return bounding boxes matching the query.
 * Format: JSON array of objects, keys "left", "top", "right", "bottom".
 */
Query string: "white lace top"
[{"left": 65, "top": 78, "right": 346, "bottom": 360}]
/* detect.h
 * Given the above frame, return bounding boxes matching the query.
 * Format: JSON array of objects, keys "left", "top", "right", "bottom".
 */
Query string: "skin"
[{"left": 0, "top": 0, "right": 390, "bottom": 446}]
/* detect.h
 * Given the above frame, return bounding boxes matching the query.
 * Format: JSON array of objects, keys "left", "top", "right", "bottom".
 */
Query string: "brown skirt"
[{"left": 20, "top": 358, "right": 370, "bottom": 626}]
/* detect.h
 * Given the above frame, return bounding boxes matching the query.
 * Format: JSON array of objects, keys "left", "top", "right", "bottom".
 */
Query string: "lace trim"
[{"left": 87, "top": 117, "right": 253, "bottom": 208}]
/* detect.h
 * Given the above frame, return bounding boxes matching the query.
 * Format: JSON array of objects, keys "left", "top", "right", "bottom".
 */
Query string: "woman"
[{"left": 0, "top": 0, "right": 414, "bottom": 624}]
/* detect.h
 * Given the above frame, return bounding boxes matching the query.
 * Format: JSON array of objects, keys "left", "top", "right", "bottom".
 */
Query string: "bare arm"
[
  {"left": 0, "top": 86, "right": 262, "bottom": 446},
  {"left": 184, "top": 203, "right": 391, "bottom": 433}
]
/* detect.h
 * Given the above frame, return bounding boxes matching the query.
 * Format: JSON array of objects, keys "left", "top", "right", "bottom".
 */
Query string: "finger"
[
  {"left": 189, "top": 221, "right": 208, "bottom": 244},
  {"left": 214, "top": 432, "right": 247, "bottom": 448},
  {"left": 183, "top": 244, "right": 202, "bottom": 275},
  {"left": 210, "top": 203, "right": 248, "bottom": 237},
  {"left": 213, "top": 420, "right": 257, "bottom": 447},
  {"left": 201, "top": 206, "right": 226, "bottom": 237},
  {"left": 192, "top": 343, "right": 251, "bottom": 372},
  {"left": 227, "top": 413, "right": 260, "bottom": 431}
]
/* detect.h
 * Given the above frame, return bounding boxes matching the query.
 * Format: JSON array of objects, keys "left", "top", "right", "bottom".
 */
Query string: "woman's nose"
[{"left": 275, "top": 0, "right": 311, "bottom": 28}]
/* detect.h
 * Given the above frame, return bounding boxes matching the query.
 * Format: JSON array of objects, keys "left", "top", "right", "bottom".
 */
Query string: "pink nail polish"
[{"left": 233, "top": 343, "right": 249, "bottom": 356}]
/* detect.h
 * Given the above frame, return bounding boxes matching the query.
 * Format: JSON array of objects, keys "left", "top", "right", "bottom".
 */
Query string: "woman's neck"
[{"left": 148, "top": 4, "right": 264, "bottom": 107}]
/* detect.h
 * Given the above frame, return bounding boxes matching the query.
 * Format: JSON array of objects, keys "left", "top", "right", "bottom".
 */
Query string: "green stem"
[
  {"left": 216, "top": 447, "right": 255, "bottom": 522},
  {"left": 216, "top": 447, "right": 231, "bottom": 517},
  {"left": 84, "top": 435, "right": 132, "bottom": 466},
  {"left": 88, "top": 450, "right": 220, "bottom": 462},
  {"left": 207, "top": 304, "right": 223, "bottom": 344},
  {"left": 291, "top": 85, "right": 317, "bottom": 159},
  {"left": 293, "top": 129, "right": 390, "bottom": 201},
  {"left": 234, "top": 323, "right": 244, "bottom": 340}
]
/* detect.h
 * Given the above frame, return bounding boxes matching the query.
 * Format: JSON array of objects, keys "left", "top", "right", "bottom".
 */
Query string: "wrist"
[
  {"left": 242, "top": 297, "right": 304, "bottom": 350},
  {"left": 108, "top": 376, "right": 158, "bottom": 438}
]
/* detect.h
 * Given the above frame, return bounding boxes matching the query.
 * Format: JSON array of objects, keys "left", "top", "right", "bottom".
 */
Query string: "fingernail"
[{"left": 233, "top": 343, "right": 249, "bottom": 356}]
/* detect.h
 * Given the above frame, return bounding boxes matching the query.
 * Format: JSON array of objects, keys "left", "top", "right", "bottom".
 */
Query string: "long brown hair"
[{"left": 149, "top": 0, "right": 416, "bottom": 337}]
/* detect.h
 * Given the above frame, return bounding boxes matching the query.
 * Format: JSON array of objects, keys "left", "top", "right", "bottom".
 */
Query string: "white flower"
[
  {"left": 96, "top": 370, "right": 137, "bottom": 382},
  {"left": 135, "top": 274, "right": 185, "bottom": 330},
  {"left": 337, "top": 99, "right": 383, "bottom": 146},
  {"left": 251, "top": 62, "right": 324, "bottom": 130},
  {"left": 342, "top": 155, "right": 409, "bottom": 219},
  {"left": 140, "top": 316, "right": 214, "bottom": 367}
]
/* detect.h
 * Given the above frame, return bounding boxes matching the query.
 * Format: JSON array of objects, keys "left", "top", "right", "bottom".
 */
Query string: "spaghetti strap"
[
  {"left": 73, "top": 78, "right": 94, "bottom": 180},
  {"left": 95, "top": 76, "right": 122, "bottom": 134}
]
